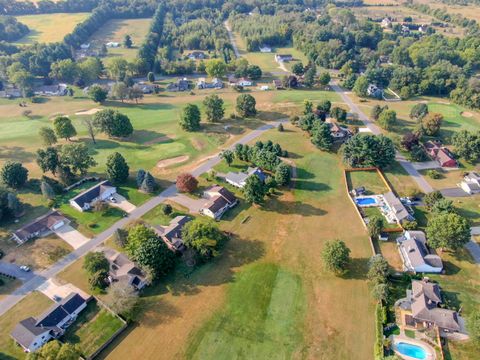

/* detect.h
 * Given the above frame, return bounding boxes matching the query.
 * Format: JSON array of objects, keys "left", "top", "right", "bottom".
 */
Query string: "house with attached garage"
[
  {"left": 154, "top": 215, "right": 191, "bottom": 252},
  {"left": 459, "top": 172, "right": 480, "bottom": 195},
  {"left": 11, "top": 292, "right": 88, "bottom": 353},
  {"left": 69, "top": 180, "right": 117, "bottom": 212},
  {"left": 34, "top": 84, "right": 68, "bottom": 97},
  {"left": 104, "top": 248, "right": 148, "bottom": 290},
  {"left": 382, "top": 191, "right": 415, "bottom": 224},
  {"left": 225, "top": 167, "right": 266, "bottom": 188},
  {"left": 200, "top": 185, "right": 238, "bottom": 220},
  {"left": 11, "top": 211, "right": 70, "bottom": 245},
  {"left": 397, "top": 230, "right": 443, "bottom": 274},
  {"left": 424, "top": 141, "right": 458, "bottom": 168},
  {"left": 275, "top": 54, "right": 293, "bottom": 63}
]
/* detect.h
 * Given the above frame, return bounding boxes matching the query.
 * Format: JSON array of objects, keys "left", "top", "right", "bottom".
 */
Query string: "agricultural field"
[
  {"left": 414, "top": 0, "right": 480, "bottom": 23},
  {"left": 14, "top": 13, "right": 90, "bottom": 44}
]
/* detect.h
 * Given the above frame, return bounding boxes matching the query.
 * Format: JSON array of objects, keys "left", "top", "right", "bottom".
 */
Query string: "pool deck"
[{"left": 391, "top": 334, "right": 436, "bottom": 360}]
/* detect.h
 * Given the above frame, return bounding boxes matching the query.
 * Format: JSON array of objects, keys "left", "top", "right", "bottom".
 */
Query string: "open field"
[
  {"left": 15, "top": 13, "right": 90, "bottom": 44},
  {"left": 346, "top": 169, "right": 390, "bottom": 195},
  {"left": 87, "top": 18, "right": 152, "bottom": 63},
  {"left": 0, "top": 291, "right": 53, "bottom": 358},
  {"left": 414, "top": 0, "right": 480, "bottom": 23}
]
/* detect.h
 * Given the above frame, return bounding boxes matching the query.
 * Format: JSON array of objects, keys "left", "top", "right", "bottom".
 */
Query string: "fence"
[{"left": 64, "top": 177, "right": 100, "bottom": 192}]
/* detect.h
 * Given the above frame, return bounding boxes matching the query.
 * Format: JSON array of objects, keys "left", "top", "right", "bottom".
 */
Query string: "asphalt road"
[{"left": 0, "top": 119, "right": 286, "bottom": 317}]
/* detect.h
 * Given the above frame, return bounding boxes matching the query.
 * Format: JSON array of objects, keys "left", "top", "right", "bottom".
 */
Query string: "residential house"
[
  {"left": 397, "top": 231, "right": 443, "bottom": 273},
  {"left": 396, "top": 279, "right": 462, "bottom": 335},
  {"left": 383, "top": 191, "right": 415, "bottom": 224},
  {"left": 459, "top": 172, "right": 480, "bottom": 195},
  {"left": 0, "top": 87, "right": 22, "bottom": 99},
  {"left": 273, "top": 79, "right": 284, "bottom": 89},
  {"left": 233, "top": 78, "right": 253, "bottom": 87},
  {"left": 166, "top": 78, "right": 189, "bottom": 92},
  {"left": 34, "top": 84, "right": 68, "bottom": 96},
  {"left": 418, "top": 24, "right": 428, "bottom": 33},
  {"left": 259, "top": 45, "right": 272, "bottom": 53},
  {"left": 275, "top": 54, "right": 293, "bottom": 63},
  {"left": 225, "top": 167, "right": 266, "bottom": 188},
  {"left": 187, "top": 51, "right": 206, "bottom": 60},
  {"left": 154, "top": 215, "right": 191, "bottom": 251},
  {"left": 106, "top": 42, "right": 119, "bottom": 48},
  {"left": 11, "top": 293, "right": 88, "bottom": 353},
  {"left": 328, "top": 122, "right": 351, "bottom": 141},
  {"left": 424, "top": 141, "right": 458, "bottom": 168},
  {"left": 69, "top": 180, "right": 117, "bottom": 212},
  {"left": 80, "top": 43, "right": 90, "bottom": 50},
  {"left": 104, "top": 248, "right": 148, "bottom": 290},
  {"left": 11, "top": 211, "right": 70, "bottom": 245},
  {"left": 197, "top": 77, "right": 223, "bottom": 89},
  {"left": 200, "top": 185, "right": 238, "bottom": 220},
  {"left": 134, "top": 82, "right": 155, "bottom": 94},
  {"left": 381, "top": 17, "right": 392, "bottom": 28},
  {"left": 367, "top": 84, "right": 383, "bottom": 99}
]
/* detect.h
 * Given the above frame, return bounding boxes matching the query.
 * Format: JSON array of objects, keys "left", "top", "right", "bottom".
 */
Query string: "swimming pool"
[
  {"left": 396, "top": 342, "right": 427, "bottom": 359},
  {"left": 355, "top": 197, "right": 377, "bottom": 206}
]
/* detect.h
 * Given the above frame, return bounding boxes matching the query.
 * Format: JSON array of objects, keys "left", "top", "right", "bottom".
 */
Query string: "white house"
[
  {"left": 383, "top": 191, "right": 415, "bottom": 224},
  {"left": 236, "top": 78, "right": 253, "bottom": 87},
  {"left": 69, "top": 180, "right": 117, "bottom": 212},
  {"left": 259, "top": 45, "right": 272, "bottom": 53},
  {"left": 397, "top": 231, "right": 443, "bottom": 274},
  {"left": 106, "top": 42, "right": 120, "bottom": 48},
  {"left": 80, "top": 43, "right": 90, "bottom": 50},
  {"left": 200, "top": 185, "right": 238, "bottom": 220},
  {"left": 381, "top": 17, "right": 392, "bottom": 28},
  {"left": 225, "top": 167, "right": 266, "bottom": 188},
  {"left": 459, "top": 172, "right": 480, "bottom": 195}
]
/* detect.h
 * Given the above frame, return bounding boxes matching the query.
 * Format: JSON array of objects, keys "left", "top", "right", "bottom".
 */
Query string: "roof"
[
  {"left": 11, "top": 317, "right": 50, "bottom": 349},
  {"left": 399, "top": 231, "right": 443, "bottom": 271},
  {"left": 105, "top": 249, "right": 146, "bottom": 286},
  {"left": 70, "top": 180, "right": 115, "bottom": 208},
  {"left": 204, "top": 195, "right": 229, "bottom": 214},
  {"left": 13, "top": 211, "right": 69, "bottom": 243},
  {"left": 206, "top": 185, "right": 237, "bottom": 204},
  {"left": 162, "top": 216, "right": 191, "bottom": 242},
  {"left": 383, "top": 191, "right": 411, "bottom": 222},
  {"left": 436, "top": 148, "right": 457, "bottom": 166},
  {"left": 465, "top": 172, "right": 480, "bottom": 182}
]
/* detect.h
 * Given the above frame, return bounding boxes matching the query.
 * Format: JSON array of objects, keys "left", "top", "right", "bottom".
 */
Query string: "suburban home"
[
  {"left": 134, "top": 82, "right": 156, "bottom": 94},
  {"left": 397, "top": 231, "right": 443, "bottom": 273},
  {"left": 395, "top": 279, "right": 463, "bottom": 336},
  {"left": 275, "top": 54, "right": 293, "bottom": 63},
  {"left": 188, "top": 51, "right": 206, "bottom": 60},
  {"left": 166, "top": 78, "right": 189, "bottom": 92},
  {"left": 106, "top": 42, "right": 120, "bottom": 48},
  {"left": 34, "top": 84, "right": 68, "bottom": 96},
  {"left": 0, "top": 87, "right": 22, "bottom": 98},
  {"left": 225, "top": 167, "right": 266, "bottom": 188},
  {"left": 80, "top": 43, "right": 90, "bottom": 49},
  {"left": 197, "top": 77, "right": 223, "bottom": 89},
  {"left": 381, "top": 17, "right": 392, "bottom": 28},
  {"left": 259, "top": 45, "right": 272, "bottom": 53},
  {"left": 69, "top": 180, "right": 117, "bottom": 212},
  {"left": 273, "top": 79, "right": 284, "bottom": 89},
  {"left": 459, "top": 172, "right": 480, "bottom": 194},
  {"left": 11, "top": 211, "right": 70, "bottom": 245},
  {"left": 104, "top": 248, "right": 148, "bottom": 290},
  {"left": 154, "top": 215, "right": 191, "bottom": 251},
  {"left": 328, "top": 122, "right": 351, "bottom": 141},
  {"left": 200, "top": 185, "right": 238, "bottom": 220},
  {"left": 231, "top": 78, "right": 253, "bottom": 87},
  {"left": 382, "top": 191, "right": 415, "bottom": 224},
  {"left": 424, "top": 141, "right": 458, "bottom": 168},
  {"left": 11, "top": 293, "right": 88, "bottom": 353},
  {"left": 367, "top": 84, "right": 383, "bottom": 99}
]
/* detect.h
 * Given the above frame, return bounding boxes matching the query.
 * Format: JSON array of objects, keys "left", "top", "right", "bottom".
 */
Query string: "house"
[
  {"left": 351, "top": 186, "right": 365, "bottom": 197},
  {"left": 80, "top": 43, "right": 90, "bottom": 50},
  {"left": 397, "top": 231, "right": 443, "bottom": 273},
  {"left": 11, "top": 211, "right": 70, "bottom": 245},
  {"left": 367, "top": 84, "right": 383, "bottom": 99},
  {"left": 106, "top": 42, "right": 119, "bottom": 48},
  {"left": 104, "top": 248, "right": 148, "bottom": 290},
  {"left": 273, "top": 79, "right": 284, "bottom": 89},
  {"left": 328, "top": 122, "right": 351, "bottom": 141},
  {"left": 235, "top": 78, "right": 253, "bottom": 87},
  {"left": 381, "top": 17, "right": 392, "bottom": 28},
  {"left": 418, "top": 24, "right": 428, "bottom": 33},
  {"left": 34, "top": 84, "right": 68, "bottom": 96},
  {"left": 225, "top": 167, "right": 266, "bottom": 188},
  {"left": 259, "top": 45, "right": 272, "bottom": 53},
  {"left": 69, "top": 180, "right": 117, "bottom": 212},
  {"left": 275, "top": 54, "right": 293, "bottom": 63},
  {"left": 188, "top": 51, "right": 206, "bottom": 60},
  {"left": 459, "top": 172, "right": 480, "bottom": 195},
  {"left": 396, "top": 279, "right": 462, "bottom": 335},
  {"left": 0, "top": 87, "right": 22, "bottom": 98},
  {"left": 197, "top": 77, "right": 223, "bottom": 89},
  {"left": 383, "top": 191, "right": 415, "bottom": 224},
  {"left": 11, "top": 293, "right": 88, "bottom": 353},
  {"left": 200, "top": 185, "right": 238, "bottom": 220},
  {"left": 166, "top": 78, "right": 189, "bottom": 92},
  {"left": 154, "top": 215, "right": 191, "bottom": 251},
  {"left": 260, "top": 85, "right": 269, "bottom": 91},
  {"left": 424, "top": 141, "right": 458, "bottom": 168},
  {"left": 134, "top": 82, "right": 155, "bottom": 94}
]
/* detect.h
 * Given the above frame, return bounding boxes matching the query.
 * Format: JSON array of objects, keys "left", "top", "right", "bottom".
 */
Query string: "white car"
[
  {"left": 109, "top": 196, "right": 117, "bottom": 203},
  {"left": 20, "top": 265, "right": 30, "bottom": 272}
]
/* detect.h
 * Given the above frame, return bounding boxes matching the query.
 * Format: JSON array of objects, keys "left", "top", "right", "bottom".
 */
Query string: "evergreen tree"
[
  {"left": 140, "top": 172, "right": 156, "bottom": 193},
  {"left": 1, "top": 161, "right": 28, "bottom": 189},
  {"left": 136, "top": 169, "right": 146, "bottom": 187},
  {"left": 311, "top": 122, "right": 333, "bottom": 151},
  {"left": 106, "top": 152, "right": 130, "bottom": 184},
  {"left": 40, "top": 181, "right": 55, "bottom": 200}
]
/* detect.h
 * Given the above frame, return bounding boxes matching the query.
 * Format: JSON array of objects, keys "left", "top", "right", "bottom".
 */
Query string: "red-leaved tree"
[{"left": 176, "top": 173, "right": 198, "bottom": 193}]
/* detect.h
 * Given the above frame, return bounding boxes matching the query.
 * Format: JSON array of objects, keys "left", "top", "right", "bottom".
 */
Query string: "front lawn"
[
  {"left": 62, "top": 300, "right": 125, "bottom": 358},
  {"left": 141, "top": 202, "right": 191, "bottom": 227},
  {"left": 117, "top": 179, "right": 154, "bottom": 206}
]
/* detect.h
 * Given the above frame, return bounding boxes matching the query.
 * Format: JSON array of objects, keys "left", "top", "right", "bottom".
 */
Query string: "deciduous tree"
[
  {"left": 427, "top": 213, "right": 471, "bottom": 250},
  {"left": 179, "top": 104, "right": 201, "bottom": 131},
  {"left": 60, "top": 143, "right": 96, "bottom": 175},
  {"left": 236, "top": 94, "right": 257, "bottom": 117},
  {"left": 243, "top": 174, "right": 266, "bottom": 204},
  {"left": 53, "top": 116, "right": 76, "bottom": 141},
  {"left": 203, "top": 94, "right": 224, "bottom": 122},
  {"left": 321, "top": 239, "right": 351, "bottom": 275},
  {"left": 176, "top": 173, "right": 198, "bottom": 193},
  {"left": 1, "top": 162, "right": 28, "bottom": 189},
  {"left": 182, "top": 219, "right": 228, "bottom": 259},
  {"left": 39, "top": 127, "right": 57, "bottom": 146}
]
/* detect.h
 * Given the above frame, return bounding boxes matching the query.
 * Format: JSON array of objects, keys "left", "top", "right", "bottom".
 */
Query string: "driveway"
[
  {"left": 0, "top": 261, "right": 36, "bottom": 282},
  {"left": 110, "top": 193, "right": 136, "bottom": 213},
  {"left": 411, "top": 161, "right": 440, "bottom": 171},
  {"left": 54, "top": 225, "right": 90, "bottom": 249},
  {"left": 168, "top": 193, "right": 206, "bottom": 213},
  {"left": 37, "top": 278, "right": 90, "bottom": 301},
  {"left": 440, "top": 187, "right": 470, "bottom": 198}
]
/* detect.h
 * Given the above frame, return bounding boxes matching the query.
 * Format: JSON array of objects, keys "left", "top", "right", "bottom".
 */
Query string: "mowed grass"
[
  {"left": 141, "top": 202, "right": 190, "bottom": 227},
  {"left": 15, "top": 13, "right": 90, "bottom": 44},
  {"left": 0, "top": 291, "right": 53, "bottom": 358},
  {"left": 346, "top": 169, "right": 390, "bottom": 195}
]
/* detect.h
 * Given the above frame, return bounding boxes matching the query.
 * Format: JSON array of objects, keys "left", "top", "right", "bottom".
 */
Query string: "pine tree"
[
  {"left": 106, "top": 152, "right": 130, "bottom": 184},
  {"left": 136, "top": 169, "right": 146, "bottom": 188},
  {"left": 40, "top": 181, "right": 55, "bottom": 200},
  {"left": 140, "top": 172, "right": 156, "bottom": 193}
]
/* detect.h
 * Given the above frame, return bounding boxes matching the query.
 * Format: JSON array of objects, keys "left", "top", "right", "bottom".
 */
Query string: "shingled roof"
[{"left": 70, "top": 180, "right": 115, "bottom": 208}]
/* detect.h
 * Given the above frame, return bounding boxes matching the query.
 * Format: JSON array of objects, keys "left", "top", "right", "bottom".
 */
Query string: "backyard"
[{"left": 346, "top": 169, "right": 391, "bottom": 195}]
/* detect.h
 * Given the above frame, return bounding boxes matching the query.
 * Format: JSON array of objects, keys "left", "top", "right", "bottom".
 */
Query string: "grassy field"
[
  {"left": 15, "top": 13, "right": 90, "bottom": 44},
  {"left": 63, "top": 300, "right": 125, "bottom": 358},
  {"left": 87, "top": 18, "right": 152, "bottom": 64},
  {"left": 346, "top": 169, "right": 390, "bottom": 195},
  {"left": 0, "top": 291, "right": 53, "bottom": 359}
]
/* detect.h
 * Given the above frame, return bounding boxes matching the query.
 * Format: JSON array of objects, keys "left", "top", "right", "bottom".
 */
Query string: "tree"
[
  {"left": 330, "top": 107, "right": 347, "bottom": 122},
  {"left": 53, "top": 116, "right": 76, "bottom": 141},
  {"left": 1, "top": 162, "right": 28, "bottom": 189},
  {"left": 275, "top": 163, "right": 291, "bottom": 186},
  {"left": 283, "top": 75, "right": 298, "bottom": 88},
  {"left": 83, "top": 251, "right": 109, "bottom": 275},
  {"left": 107, "top": 58, "right": 128, "bottom": 80},
  {"left": 401, "top": 132, "right": 420, "bottom": 151},
  {"left": 147, "top": 71, "right": 155, "bottom": 82},
  {"left": 292, "top": 62, "right": 304, "bottom": 76},
  {"left": 318, "top": 71, "right": 331, "bottom": 86},
  {"left": 321, "top": 239, "right": 351, "bottom": 275},
  {"left": 140, "top": 172, "right": 157, "bottom": 193},
  {"left": 49, "top": 59, "right": 80, "bottom": 83},
  {"left": 353, "top": 76, "right": 369, "bottom": 97},
  {"left": 221, "top": 150, "right": 234, "bottom": 166},
  {"left": 367, "top": 215, "right": 384, "bottom": 240},
  {"left": 88, "top": 85, "right": 108, "bottom": 103},
  {"left": 162, "top": 204, "right": 173, "bottom": 215},
  {"left": 317, "top": 100, "right": 331, "bottom": 113},
  {"left": 113, "top": 228, "right": 128, "bottom": 248},
  {"left": 370, "top": 105, "right": 387, "bottom": 121},
  {"left": 424, "top": 191, "right": 444, "bottom": 211},
  {"left": 104, "top": 279, "right": 139, "bottom": 319},
  {"left": 304, "top": 100, "right": 313, "bottom": 115},
  {"left": 372, "top": 282, "right": 390, "bottom": 302},
  {"left": 236, "top": 94, "right": 257, "bottom": 117},
  {"left": 93, "top": 109, "right": 134, "bottom": 138},
  {"left": 421, "top": 113, "right": 443, "bottom": 136},
  {"left": 89, "top": 270, "right": 108, "bottom": 290},
  {"left": 39, "top": 127, "right": 57, "bottom": 146},
  {"left": 29, "top": 340, "right": 80, "bottom": 360},
  {"left": 203, "top": 94, "right": 224, "bottom": 122},
  {"left": 111, "top": 82, "right": 129, "bottom": 102},
  {"left": 311, "top": 122, "right": 333, "bottom": 151},
  {"left": 60, "top": 143, "right": 97, "bottom": 175},
  {"left": 243, "top": 174, "right": 266, "bottom": 204},
  {"left": 126, "top": 224, "right": 158, "bottom": 255},
  {"left": 133, "top": 235, "right": 175, "bottom": 280},
  {"left": 182, "top": 218, "right": 228, "bottom": 259},
  {"left": 176, "top": 173, "right": 198, "bottom": 193},
  {"left": 36, "top": 147, "right": 60, "bottom": 175},
  {"left": 205, "top": 59, "right": 227, "bottom": 78},
  {"left": 40, "top": 181, "right": 55, "bottom": 200},
  {"left": 179, "top": 104, "right": 201, "bottom": 131},
  {"left": 467, "top": 309, "right": 480, "bottom": 343},
  {"left": 106, "top": 152, "right": 129, "bottom": 184},
  {"left": 246, "top": 65, "right": 262, "bottom": 80},
  {"left": 452, "top": 130, "right": 480, "bottom": 163},
  {"left": 124, "top": 34, "right": 133, "bottom": 48},
  {"left": 431, "top": 198, "right": 456, "bottom": 215},
  {"left": 136, "top": 169, "right": 146, "bottom": 187},
  {"left": 78, "top": 57, "right": 103, "bottom": 83},
  {"left": 378, "top": 109, "right": 397, "bottom": 130},
  {"left": 304, "top": 65, "right": 316, "bottom": 87},
  {"left": 81, "top": 117, "right": 97, "bottom": 144},
  {"left": 410, "top": 103, "right": 429, "bottom": 121},
  {"left": 367, "top": 254, "right": 389, "bottom": 285},
  {"left": 341, "top": 134, "right": 395, "bottom": 169},
  {"left": 426, "top": 213, "right": 471, "bottom": 250}
]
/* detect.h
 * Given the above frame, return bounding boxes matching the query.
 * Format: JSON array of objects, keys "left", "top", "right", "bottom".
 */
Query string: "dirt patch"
[
  {"left": 461, "top": 111, "right": 474, "bottom": 118},
  {"left": 75, "top": 108, "right": 101, "bottom": 116},
  {"left": 144, "top": 136, "right": 174, "bottom": 146},
  {"left": 191, "top": 138, "right": 206, "bottom": 150},
  {"left": 438, "top": 101, "right": 451, "bottom": 105},
  {"left": 156, "top": 155, "right": 190, "bottom": 168}
]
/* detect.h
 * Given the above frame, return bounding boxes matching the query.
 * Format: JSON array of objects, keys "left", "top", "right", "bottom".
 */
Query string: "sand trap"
[
  {"left": 144, "top": 136, "right": 173, "bottom": 145},
  {"left": 156, "top": 155, "right": 189, "bottom": 168},
  {"left": 461, "top": 111, "right": 474, "bottom": 118},
  {"left": 75, "top": 108, "right": 101, "bottom": 115},
  {"left": 191, "top": 138, "right": 206, "bottom": 150}
]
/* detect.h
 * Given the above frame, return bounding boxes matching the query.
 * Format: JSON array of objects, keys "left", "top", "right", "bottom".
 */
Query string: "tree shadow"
[
  {"left": 294, "top": 180, "right": 331, "bottom": 193},
  {"left": 284, "top": 152, "right": 302, "bottom": 159},
  {"left": 257, "top": 111, "right": 288, "bottom": 121},
  {"left": 341, "top": 257, "right": 369, "bottom": 280},
  {"left": 0, "top": 146, "right": 34, "bottom": 163},
  {"left": 263, "top": 198, "right": 327, "bottom": 217},
  {"left": 441, "top": 290, "right": 462, "bottom": 310},
  {"left": 295, "top": 167, "right": 316, "bottom": 180}
]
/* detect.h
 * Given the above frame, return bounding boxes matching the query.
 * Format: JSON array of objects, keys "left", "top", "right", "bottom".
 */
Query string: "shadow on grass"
[
  {"left": 0, "top": 146, "right": 35, "bottom": 163},
  {"left": 342, "top": 257, "right": 369, "bottom": 280}
]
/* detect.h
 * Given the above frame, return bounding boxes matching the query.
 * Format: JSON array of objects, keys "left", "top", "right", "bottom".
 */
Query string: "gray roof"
[
  {"left": 11, "top": 317, "right": 50, "bottom": 349},
  {"left": 70, "top": 180, "right": 115, "bottom": 208},
  {"left": 105, "top": 248, "right": 146, "bottom": 286},
  {"left": 162, "top": 216, "right": 191, "bottom": 242},
  {"left": 13, "top": 210, "right": 69, "bottom": 243},
  {"left": 398, "top": 231, "right": 443, "bottom": 271},
  {"left": 383, "top": 191, "right": 412, "bottom": 222}
]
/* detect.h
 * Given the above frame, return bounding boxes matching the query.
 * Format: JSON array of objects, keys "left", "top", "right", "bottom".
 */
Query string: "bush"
[
  {"left": 162, "top": 204, "right": 173, "bottom": 215},
  {"left": 402, "top": 220, "right": 418, "bottom": 230},
  {"left": 374, "top": 303, "right": 386, "bottom": 360},
  {"left": 426, "top": 169, "right": 442, "bottom": 179}
]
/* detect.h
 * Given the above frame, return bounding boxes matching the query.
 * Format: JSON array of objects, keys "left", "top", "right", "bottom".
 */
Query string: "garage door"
[{"left": 52, "top": 221, "right": 65, "bottom": 230}]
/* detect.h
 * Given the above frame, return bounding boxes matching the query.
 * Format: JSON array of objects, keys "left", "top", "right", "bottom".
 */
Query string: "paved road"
[
  {"left": 440, "top": 187, "right": 470, "bottom": 198},
  {"left": 224, "top": 21, "right": 240, "bottom": 58},
  {"left": 0, "top": 262, "right": 36, "bottom": 282},
  {"left": 330, "top": 83, "right": 434, "bottom": 194},
  {"left": 0, "top": 119, "right": 286, "bottom": 317}
]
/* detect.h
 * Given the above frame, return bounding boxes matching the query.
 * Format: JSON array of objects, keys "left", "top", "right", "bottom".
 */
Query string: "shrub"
[
  {"left": 426, "top": 169, "right": 441, "bottom": 179},
  {"left": 176, "top": 173, "right": 198, "bottom": 193}
]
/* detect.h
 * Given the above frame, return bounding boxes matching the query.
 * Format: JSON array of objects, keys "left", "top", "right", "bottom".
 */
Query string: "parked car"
[{"left": 20, "top": 265, "right": 30, "bottom": 272}]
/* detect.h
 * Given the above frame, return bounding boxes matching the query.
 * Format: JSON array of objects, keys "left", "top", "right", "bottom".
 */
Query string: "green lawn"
[
  {"left": 117, "top": 179, "right": 153, "bottom": 206},
  {"left": 62, "top": 300, "right": 125, "bottom": 358},
  {"left": 363, "top": 207, "right": 401, "bottom": 230},
  {"left": 273, "top": 89, "right": 341, "bottom": 105},
  {"left": 346, "top": 170, "right": 390, "bottom": 195},
  {"left": 141, "top": 203, "right": 190, "bottom": 227}
]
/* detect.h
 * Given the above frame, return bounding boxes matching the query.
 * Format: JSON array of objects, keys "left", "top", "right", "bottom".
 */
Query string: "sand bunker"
[
  {"left": 191, "top": 138, "right": 206, "bottom": 150},
  {"left": 461, "top": 111, "right": 474, "bottom": 118},
  {"left": 144, "top": 136, "right": 173, "bottom": 145},
  {"left": 75, "top": 108, "right": 101, "bottom": 115},
  {"left": 156, "top": 155, "right": 189, "bottom": 168}
]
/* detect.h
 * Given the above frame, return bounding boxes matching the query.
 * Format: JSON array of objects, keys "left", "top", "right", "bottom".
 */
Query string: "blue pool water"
[
  {"left": 396, "top": 342, "right": 427, "bottom": 360},
  {"left": 356, "top": 197, "right": 377, "bottom": 206}
]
